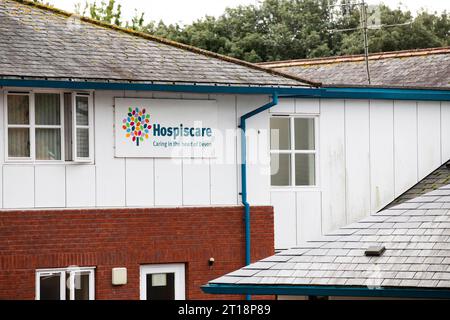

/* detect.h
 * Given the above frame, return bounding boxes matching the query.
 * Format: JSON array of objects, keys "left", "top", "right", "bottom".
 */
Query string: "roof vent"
[{"left": 364, "top": 246, "right": 386, "bottom": 257}]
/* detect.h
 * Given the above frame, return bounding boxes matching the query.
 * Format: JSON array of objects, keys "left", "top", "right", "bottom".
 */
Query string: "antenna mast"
[{"left": 361, "top": 0, "right": 371, "bottom": 84}]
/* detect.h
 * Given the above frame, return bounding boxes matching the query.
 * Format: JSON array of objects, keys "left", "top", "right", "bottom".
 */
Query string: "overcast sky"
[{"left": 47, "top": 0, "right": 449, "bottom": 25}]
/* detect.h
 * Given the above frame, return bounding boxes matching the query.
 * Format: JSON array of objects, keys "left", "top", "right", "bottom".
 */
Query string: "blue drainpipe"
[{"left": 239, "top": 93, "right": 279, "bottom": 300}]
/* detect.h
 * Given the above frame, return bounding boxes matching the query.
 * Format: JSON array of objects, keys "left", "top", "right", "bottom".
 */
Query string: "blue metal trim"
[
  {"left": 1, "top": 79, "right": 449, "bottom": 101},
  {"left": 320, "top": 87, "right": 450, "bottom": 101},
  {"left": 240, "top": 94, "right": 279, "bottom": 300},
  {"left": 201, "top": 284, "right": 450, "bottom": 299}
]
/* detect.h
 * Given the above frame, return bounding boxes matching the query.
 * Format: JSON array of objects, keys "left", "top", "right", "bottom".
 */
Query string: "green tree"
[
  {"left": 75, "top": 0, "right": 123, "bottom": 26},
  {"left": 71, "top": 0, "right": 449, "bottom": 62}
]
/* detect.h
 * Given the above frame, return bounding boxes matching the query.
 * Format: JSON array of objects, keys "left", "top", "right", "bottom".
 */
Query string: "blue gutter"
[
  {"left": 240, "top": 94, "right": 279, "bottom": 301},
  {"left": 1, "top": 79, "right": 450, "bottom": 101},
  {"left": 201, "top": 284, "right": 450, "bottom": 299}
]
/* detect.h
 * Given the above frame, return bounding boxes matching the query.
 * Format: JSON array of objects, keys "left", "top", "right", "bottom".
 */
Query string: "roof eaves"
[
  {"left": 202, "top": 284, "right": 450, "bottom": 299},
  {"left": 11, "top": 0, "right": 321, "bottom": 88},
  {"left": 0, "top": 74, "right": 311, "bottom": 88}
]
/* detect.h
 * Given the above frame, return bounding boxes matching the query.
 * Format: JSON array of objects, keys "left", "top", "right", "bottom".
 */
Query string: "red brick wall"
[{"left": 0, "top": 206, "right": 274, "bottom": 300}]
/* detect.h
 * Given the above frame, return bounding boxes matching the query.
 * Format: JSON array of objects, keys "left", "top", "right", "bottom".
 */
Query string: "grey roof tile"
[
  {"left": 382, "top": 279, "right": 403, "bottom": 287},
  {"left": 259, "top": 255, "right": 292, "bottom": 263},
  {"left": 437, "top": 280, "right": 450, "bottom": 288},
  {"left": 254, "top": 269, "right": 280, "bottom": 277},
  {"left": 243, "top": 262, "right": 276, "bottom": 270},
  {"left": 418, "top": 280, "right": 439, "bottom": 287},
  {"left": 209, "top": 276, "right": 242, "bottom": 284},
  {"left": 291, "top": 278, "right": 312, "bottom": 285},
  {"left": 227, "top": 269, "right": 260, "bottom": 277},
  {"left": 236, "top": 277, "right": 262, "bottom": 284},
  {"left": 432, "top": 272, "right": 450, "bottom": 280},
  {"left": 0, "top": 0, "right": 312, "bottom": 87},
  {"left": 262, "top": 47, "right": 450, "bottom": 89},
  {"left": 400, "top": 279, "right": 420, "bottom": 287}
]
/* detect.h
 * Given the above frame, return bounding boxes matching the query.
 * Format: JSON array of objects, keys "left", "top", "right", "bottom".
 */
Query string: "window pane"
[
  {"left": 35, "top": 93, "right": 61, "bottom": 125},
  {"left": 64, "top": 93, "right": 73, "bottom": 161},
  {"left": 295, "top": 118, "right": 315, "bottom": 150},
  {"left": 36, "top": 128, "right": 61, "bottom": 160},
  {"left": 39, "top": 274, "right": 61, "bottom": 300},
  {"left": 76, "top": 96, "right": 89, "bottom": 126},
  {"left": 7, "top": 95, "right": 29, "bottom": 124},
  {"left": 271, "top": 153, "right": 291, "bottom": 186},
  {"left": 73, "top": 272, "right": 90, "bottom": 300},
  {"left": 270, "top": 118, "right": 290, "bottom": 150},
  {"left": 76, "top": 128, "right": 89, "bottom": 158},
  {"left": 8, "top": 128, "right": 30, "bottom": 157},
  {"left": 295, "top": 154, "right": 315, "bottom": 186},
  {"left": 146, "top": 273, "right": 175, "bottom": 300}
]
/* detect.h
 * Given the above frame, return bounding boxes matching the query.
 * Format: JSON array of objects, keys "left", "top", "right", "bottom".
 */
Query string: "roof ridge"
[
  {"left": 9, "top": 0, "right": 320, "bottom": 87},
  {"left": 259, "top": 47, "right": 450, "bottom": 68}
]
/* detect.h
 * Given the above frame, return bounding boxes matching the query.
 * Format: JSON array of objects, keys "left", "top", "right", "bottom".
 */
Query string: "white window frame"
[
  {"left": 3, "top": 89, "right": 94, "bottom": 164},
  {"left": 270, "top": 115, "right": 319, "bottom": 189},
  {"left": 139, "top": 264, "right": 186, "bottom": 300},
  {"left": 72, "top": 93, "right": 94, "bottom": 163},
  {"left": 5, "top": 91, "right": 34, "bottom": 161},
  {"left": 35, "top": 267, "right": 95, "bottom": 300}
]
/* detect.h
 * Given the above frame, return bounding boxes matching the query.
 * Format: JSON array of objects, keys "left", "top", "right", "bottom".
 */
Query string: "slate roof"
[
  {"left": 387, "top": 161, "right": 450, "bottom": 208},
  {"left": 209, "top": 163, "right": 450, "bottom": 291},
  {"left": 259, "top": 47, "right": 450, "bottom": 89},
  {"left": 0, "top": 0, "right": 318, "bottom": 87}
]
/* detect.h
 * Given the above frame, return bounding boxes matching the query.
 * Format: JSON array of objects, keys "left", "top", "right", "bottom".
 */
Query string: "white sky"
[{"left": 47, "top": 0, "right": 449, "bottom": 25}]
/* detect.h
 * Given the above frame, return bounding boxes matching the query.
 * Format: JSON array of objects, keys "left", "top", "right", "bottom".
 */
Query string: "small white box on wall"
[{"left": 112, "top": 267, "right": 127, "bottom": 285}]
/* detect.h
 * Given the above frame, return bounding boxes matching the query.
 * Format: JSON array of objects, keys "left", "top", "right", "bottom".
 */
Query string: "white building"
[{"left": 1, "top": 0, "right": 449, "bottom": 300}]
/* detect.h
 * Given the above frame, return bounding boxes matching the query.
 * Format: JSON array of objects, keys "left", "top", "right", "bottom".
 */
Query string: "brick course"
[{"left": 0, "top": 206, "right": 274, "bottom": 300}]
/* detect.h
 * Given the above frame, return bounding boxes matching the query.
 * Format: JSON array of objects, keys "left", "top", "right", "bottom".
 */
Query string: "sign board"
[{"left": 114, "top": 98, "right": 218, "bottom": 158}]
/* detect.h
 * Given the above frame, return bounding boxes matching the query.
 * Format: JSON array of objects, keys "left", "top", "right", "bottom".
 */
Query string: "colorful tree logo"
[{"left": 122, "top": 107, "right": 151, "bottom": 146}]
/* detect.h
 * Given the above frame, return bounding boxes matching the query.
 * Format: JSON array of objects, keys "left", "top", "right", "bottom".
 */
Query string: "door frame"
[{"left": 139, "top": 263, "right": 186, "bottom": 300}]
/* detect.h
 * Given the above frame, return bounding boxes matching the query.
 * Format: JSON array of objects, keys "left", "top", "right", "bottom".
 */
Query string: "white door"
[{"left": 139, "top": 264, "right": 186, "bottom": 300}]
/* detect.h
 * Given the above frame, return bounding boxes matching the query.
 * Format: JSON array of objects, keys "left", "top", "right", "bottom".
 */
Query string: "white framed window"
[
  {"left": 270, "top": 115, "right": 318, "bottom": 187},
  {"left": 4, "top": 90, "right": 93, "bottom": 163},
  {"left": 73, "top": 93, "right": 93, "bottom": 162},
  {"left": 35, "top": 267, "right": 95, "bottom": 300},
  {"left": 140, "top": 264, "right": 185, "bottom": 300}
]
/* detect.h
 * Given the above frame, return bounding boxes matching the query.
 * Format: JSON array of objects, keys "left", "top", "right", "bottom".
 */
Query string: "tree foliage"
[{"left": 55, "top": 0, "right": 450, "bottom": 62}]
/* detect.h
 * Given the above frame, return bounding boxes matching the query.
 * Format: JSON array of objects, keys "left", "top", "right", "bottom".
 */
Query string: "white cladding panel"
[
  {"left": 65, "top": 165, "right": 96, "bottom": 207},
  {"left": 417, "top": 101, "right": 441, "bottom": 180},
  {"left": 442, "top": 102, "right": 450, "bottom": 162},
  {"left": 319, "top": 99, "right": 346, "bottom": 234},
  {"left": 369, "top": 100, "right": 395, "bottom": 212},
  {"left": 154, "top": 158, "right": 183, "bottom": 206},
  {"left": 3, "top": 165, "right": 34, "bottom": 208},
  {"left": 237, "top": 95, "right": 271, "bottom": 206},
  {"left": 271, "top": 191, "right": 296, "bottom": 249},
  {"left": 296, "top": 191, "right": 322, "bottom": 244},
  {"left": 210, "top": 95, "right": 238, "bottom": 205},
  {"left": 35, "top": 165, "right": 65, "bottom": 208},
  {"left": 393, "top": 100, "right": 418, "bottom": 197},
  {"left": 95, "top": 91, "right": 126, "bottom": 207},
  {"left": 125, "top": 158, "right": 155, "bottom": 207},
  {"left": 182, "top": 160, "right": 211, "bottom": 206},
  {"left": 345, "top": 100, "right": 371, "bottom": 223}
]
